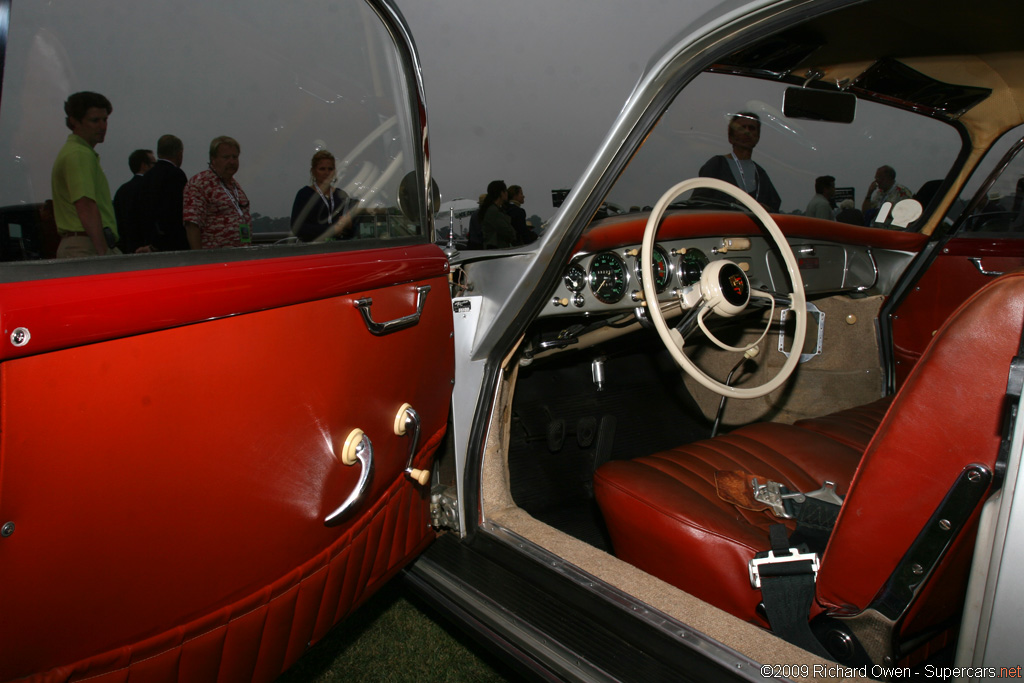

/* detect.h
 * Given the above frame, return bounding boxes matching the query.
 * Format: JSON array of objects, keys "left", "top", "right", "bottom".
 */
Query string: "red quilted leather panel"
[{"left": 26, "top": 426, "right": 442, "bottom": 683}]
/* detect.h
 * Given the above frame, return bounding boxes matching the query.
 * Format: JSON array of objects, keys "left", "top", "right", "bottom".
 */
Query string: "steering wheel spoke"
[
  {"left": 750, "top": 288, "right": 793, "bottom": 308},
  {"left": 640, "top": 177, "right": 806, "bottom": 398},
  {"left": 673, "top": 300, "right": 705, "bottom": 338}
]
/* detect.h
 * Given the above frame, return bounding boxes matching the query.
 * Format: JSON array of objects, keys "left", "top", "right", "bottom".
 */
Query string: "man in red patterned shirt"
[{"left": 183, "top": 136, "right": 252, "bottom": 249}]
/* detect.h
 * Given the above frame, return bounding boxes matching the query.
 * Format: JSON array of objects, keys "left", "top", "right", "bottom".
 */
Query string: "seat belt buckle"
[
  {"left": 751, "top": 478, "right": 802, "bottom": 518},
  {"left": 751, "top": 478, "right": 843, "bottom": 519},
  {"left": 748, "top": 548, "right": 820, "bottom": 589}
]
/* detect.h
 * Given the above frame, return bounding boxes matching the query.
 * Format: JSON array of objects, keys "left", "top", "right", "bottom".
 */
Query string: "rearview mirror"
[
  {"left": 397, "top": 171, "right": 441, "bottom": 224},
  {"left": 783, "top": 87, "right": 856, "bottom": 123}
]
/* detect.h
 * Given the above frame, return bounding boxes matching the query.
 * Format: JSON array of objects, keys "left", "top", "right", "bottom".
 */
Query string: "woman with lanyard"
[
  {"left": 692, "top": 111, "right": 781, "bottom": 212},
  {"left": 183, "top": 136, "right": 253, "bottom": 249},
  {"left": 290, "top": 150, "right": 355, "bottom": 242}
]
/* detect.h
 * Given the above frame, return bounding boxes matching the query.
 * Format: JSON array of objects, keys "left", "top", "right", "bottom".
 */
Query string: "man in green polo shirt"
[{"left": 51, "top": 91, "right": 119, "bottom": 258}]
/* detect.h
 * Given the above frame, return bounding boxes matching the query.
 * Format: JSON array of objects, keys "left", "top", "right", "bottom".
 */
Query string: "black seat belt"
[{"left": 750, "top": 524, "right": 831, "bottom": 658}]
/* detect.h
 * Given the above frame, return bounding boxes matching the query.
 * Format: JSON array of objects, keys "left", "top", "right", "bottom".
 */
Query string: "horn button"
[{"left": 702, "top": 260, "right": 750, "bottom": 317}]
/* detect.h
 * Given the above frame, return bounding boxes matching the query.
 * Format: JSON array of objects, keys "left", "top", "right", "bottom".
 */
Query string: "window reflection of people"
[
  {"left": 290, "top": 150, "right": 354, "bottom": 242},
  {"left": 50, "top": 91, "right": 120, "bottom": 258},
  {"left": 114, "top": 148, "right": 156, "bottom": 253},
  {"left": 140, "top": 134, "right": 189, "bottom": 252},
  {"left": 478, "top": 180, "right": 516, "bottom": 249},
  {"left": 693, "top": 111, "right": 781, "bottom": 212},
  {"left": 183, "top": 136, "right": 251, "bottom": 249},
  {"left": 805, "top": 175, "right": 835, "bottom": 220},
  {"left": 861, "top": 165, "right": 912, "bottom": 218}
]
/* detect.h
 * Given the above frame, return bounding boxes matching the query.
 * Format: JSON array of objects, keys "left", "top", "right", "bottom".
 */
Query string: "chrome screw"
[{"left": 10, "top": 327, "right": 30, "bottom": 347}]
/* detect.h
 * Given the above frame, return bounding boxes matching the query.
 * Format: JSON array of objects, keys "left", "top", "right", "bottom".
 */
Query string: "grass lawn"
[{"left": 277, "top": 578, "right": 526, "bottom": 682}]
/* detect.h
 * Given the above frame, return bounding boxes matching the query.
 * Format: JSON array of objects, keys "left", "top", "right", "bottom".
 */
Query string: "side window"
[
  {"left": 957, "top": 127, "right": 1024, "bottom": 237},
  {"left": 0, "top": 0, "right": 425, "bottom": 264}
]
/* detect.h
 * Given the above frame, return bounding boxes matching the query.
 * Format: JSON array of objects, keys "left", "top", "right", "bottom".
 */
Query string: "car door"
[
  {"left": 887, "top": 132, "right": 1024, "bottom": 387},
  {"left": 0, "top": 1, "right": 453, "bottom": 680}
]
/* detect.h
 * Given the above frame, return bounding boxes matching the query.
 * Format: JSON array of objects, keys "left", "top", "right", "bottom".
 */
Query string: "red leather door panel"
[
  {"left": 891, "top": 237, "right": 1024, "bottom": 385},
  {"left": 0, "top": 244, "right": 454, "bottom": 681}
]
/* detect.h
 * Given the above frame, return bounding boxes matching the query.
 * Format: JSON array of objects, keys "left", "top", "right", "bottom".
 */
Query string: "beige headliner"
[
  {"left": 820, "top": 53, "right": 1024, "bottom": 234},
  {"left": 747, "top": 0, "right": 1024, "bottom": 234}
]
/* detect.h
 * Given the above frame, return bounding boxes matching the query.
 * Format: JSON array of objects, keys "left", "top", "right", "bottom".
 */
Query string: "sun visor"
[{"left": 850, "top": 58, "right": 992, "bottom": 118}]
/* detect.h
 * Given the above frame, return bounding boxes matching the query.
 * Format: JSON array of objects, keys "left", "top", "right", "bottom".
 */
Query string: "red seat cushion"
[
  {"left": 793, "top": 396, "right": 892, "bottom": 452},
  {"left": 594, "top": 419, "right": 871, "bottom": 623}
]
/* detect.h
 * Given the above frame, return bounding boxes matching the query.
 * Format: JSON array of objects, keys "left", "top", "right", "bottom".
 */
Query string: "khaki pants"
[{"left": 56, "top": 235, "right": 122, "bottom": 259}]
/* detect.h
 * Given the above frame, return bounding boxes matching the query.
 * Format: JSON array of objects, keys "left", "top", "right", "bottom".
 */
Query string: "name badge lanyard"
[
  {"left": 314, "top": 184, "right": 337, "bottom": 222},
  {"left": 218, "top": 177, "right": 251, "bottom": 243},
  {"left": 219, "top": 178, "right": 245, "bottom": 219},
  {"left": 729, "top": 157, "right": 759, "bottom": 197}
]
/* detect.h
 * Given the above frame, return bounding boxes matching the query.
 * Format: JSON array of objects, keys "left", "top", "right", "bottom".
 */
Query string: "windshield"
[{"left": 608, "top": 71, "right": 963, "bottom": 227}]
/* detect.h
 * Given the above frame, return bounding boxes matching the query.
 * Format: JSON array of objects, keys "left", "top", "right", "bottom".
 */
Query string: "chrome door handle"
[
  {"left": 969, "top": 257, "right": 1005, "bottom": 277},
  {"left": 355, "top": 285, "right": 431, "bottom": 336},
  {"left": 324, "top": 429, "right": 374, "bottom": 526}
]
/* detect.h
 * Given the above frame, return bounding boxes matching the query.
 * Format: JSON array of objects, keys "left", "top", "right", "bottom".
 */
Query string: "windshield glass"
[
  {"left": 0, "top": 0, "right": 423, "bottom": 263},
  {"left": 608, "top": 71, "right": 963, "bottom": 227}
]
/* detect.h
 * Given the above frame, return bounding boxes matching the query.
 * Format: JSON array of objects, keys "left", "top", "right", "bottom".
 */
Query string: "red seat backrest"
[{"left": 817, "top": 272, "right": 1024, "bottom": 634}]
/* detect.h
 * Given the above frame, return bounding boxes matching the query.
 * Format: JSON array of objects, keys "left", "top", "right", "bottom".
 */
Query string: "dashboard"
[{"left": 543, "top": 233, "right": 880, "bottom": 318}]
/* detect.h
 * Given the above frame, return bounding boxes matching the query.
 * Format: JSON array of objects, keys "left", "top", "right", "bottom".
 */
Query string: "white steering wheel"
[{"left": 641, "top": 177, "right": 806, "bottom": 398}]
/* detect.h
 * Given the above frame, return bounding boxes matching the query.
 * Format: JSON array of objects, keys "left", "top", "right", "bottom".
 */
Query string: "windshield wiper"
[{"left": 668, "top": 195, "right": 748, "bottom": 212}]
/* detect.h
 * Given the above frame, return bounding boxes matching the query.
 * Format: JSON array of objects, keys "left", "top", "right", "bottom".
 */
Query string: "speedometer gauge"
[
  {"left": 588, "top": 252, "right": 628, "bottom": 304},
  {"left": 634, "top": 245, "right": 671, "bottom": 293}
]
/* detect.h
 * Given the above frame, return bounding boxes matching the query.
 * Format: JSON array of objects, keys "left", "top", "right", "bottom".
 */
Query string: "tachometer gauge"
[
  {"left": 634, "top": 245, "right": 671, "bottom": 293},
  {"left": 589, "top": 252, "right": 628, "bottom": 304},
  {"left": 564, "top": 262, "right": 587, "bottom": 292},
  {"left": 679, "top": 248, "right": 710, "bottom": 286}
]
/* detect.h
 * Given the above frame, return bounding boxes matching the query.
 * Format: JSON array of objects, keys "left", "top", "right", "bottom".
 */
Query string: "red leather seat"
[{"left": 594, "top": 272, "right": 1024, "bottom": 657}]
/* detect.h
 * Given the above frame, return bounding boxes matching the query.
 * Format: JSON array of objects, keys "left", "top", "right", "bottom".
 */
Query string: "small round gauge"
[
  {"left": 634, "top": 245, "right": 671, "bottom": 293},
  {"left": 564, "top": 262, "right": 587, "bottom": 292},
  {"left": 588, "top": 252, "right": 628, "bottom": 304},
  {"left": 679, "top": 248, "right": 710, "bottom": 286}
]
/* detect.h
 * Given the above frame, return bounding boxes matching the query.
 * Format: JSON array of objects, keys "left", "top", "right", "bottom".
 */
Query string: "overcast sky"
[
  {"left": 0, "top": 0, "right": 718, "bottom": 223},
  {"left": 397, "top": 0, "right": 720, "bottom": 220},
  {"left": 1, "top": 0, "right": 968, "bottom": 226}
]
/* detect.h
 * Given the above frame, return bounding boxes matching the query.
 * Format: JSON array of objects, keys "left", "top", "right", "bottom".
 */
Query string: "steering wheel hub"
[{"left": 702, "top": 260, "right": 750, "bottom": 317}]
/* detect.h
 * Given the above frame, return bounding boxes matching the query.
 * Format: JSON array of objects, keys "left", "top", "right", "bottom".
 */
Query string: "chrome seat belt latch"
[
  {"left": 751, "top": 478, "right": 803, "bottom": 519},
  {"left": 751, "top": 478, "right": 843, "bottom": 518},
  {"left": 748, "top": 548, "right": 820, "bottom": 589}
]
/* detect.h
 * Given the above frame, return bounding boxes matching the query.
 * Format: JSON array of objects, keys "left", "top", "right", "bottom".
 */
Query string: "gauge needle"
[{"left": 596, "top": 280, "right": 606, "bottom": 293}]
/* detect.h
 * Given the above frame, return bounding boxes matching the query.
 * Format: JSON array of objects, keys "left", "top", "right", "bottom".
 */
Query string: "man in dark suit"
[
  {"left": 505, "top": 184, "right": 535, "bottom": 245},
  {"left": 113, "top": 148, "right": 155, "bottom": 253},
  {"left": 140, "top": 134, "right": 189, "bottom": 251}
]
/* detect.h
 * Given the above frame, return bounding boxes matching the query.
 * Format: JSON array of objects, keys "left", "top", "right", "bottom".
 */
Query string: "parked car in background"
[
  {"left": 435, "top": 197, "right": 479, "bottom": 248},
  {"left": 2, "top": 0, "right": 1024, "bottom": 681}
]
